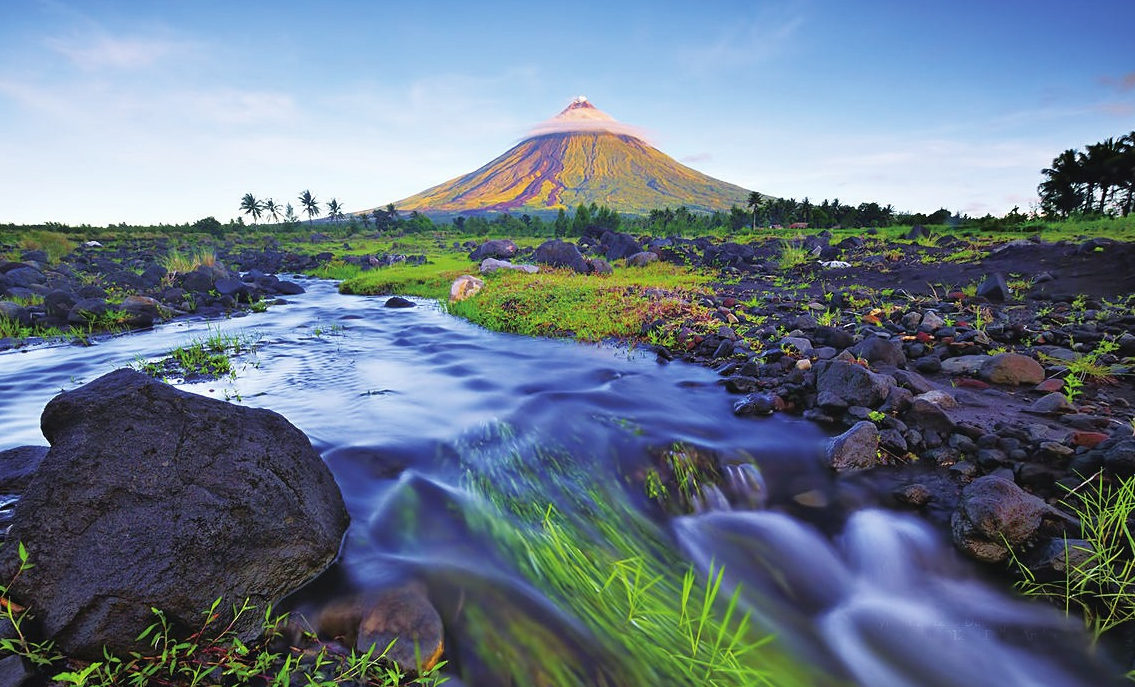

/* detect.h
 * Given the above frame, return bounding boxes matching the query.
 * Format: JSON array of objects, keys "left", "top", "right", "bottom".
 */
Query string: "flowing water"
[{"left": 0, "top": 279, "right": 1123, "bottom": 686}]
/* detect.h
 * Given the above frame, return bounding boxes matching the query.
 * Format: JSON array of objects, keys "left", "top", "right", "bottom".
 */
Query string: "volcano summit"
[{"left": 388, "top": 97, "right": 753, "bottom": 217}]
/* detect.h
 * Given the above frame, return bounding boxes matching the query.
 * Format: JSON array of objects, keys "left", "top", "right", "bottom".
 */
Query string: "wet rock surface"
[{"left": 1, "top": 369, "right": 349, "bottom": 658}]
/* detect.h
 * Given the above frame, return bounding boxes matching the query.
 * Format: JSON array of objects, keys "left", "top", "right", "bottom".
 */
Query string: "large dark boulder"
[
  {"left": 2, "top": 369, "right": 349, "bottom": 659},
  {"left": 469, "top": 239, "right": 518, "bottom": 262},
  {"left": 599, "top": 232, "right": 641, "bottom": 261},
  {"left": 533, "top": 240, "right": 590, "bottom": 274}
]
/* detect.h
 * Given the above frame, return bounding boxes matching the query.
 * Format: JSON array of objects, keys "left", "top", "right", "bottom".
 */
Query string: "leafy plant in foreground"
[{"left": 1010, "top": 472, "right": 1135, "bottom": 647}]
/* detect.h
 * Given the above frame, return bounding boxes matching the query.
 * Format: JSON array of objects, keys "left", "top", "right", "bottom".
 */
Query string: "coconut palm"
[
  {"left": 263, "top": 198, "right": 281, "bottom": 224},
  {"left": 298, "top": 190, "right": 320, "bottom": 223},
  {"left": 747, "top": 191, "right": 763, "bottom": 230},
  {"left": 327, "top": 198, "right": 344, "bottom": 224},
  {"left": 239, "top": 193, "right": 264, "bottom": 224},
  {"left": 1039, "top": 149, "right": 1085, "bottom": 218}
]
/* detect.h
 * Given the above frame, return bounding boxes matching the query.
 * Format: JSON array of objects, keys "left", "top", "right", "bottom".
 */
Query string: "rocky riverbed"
[{"left": 2, "top": 227, "right": 1135, "bottom": 680}]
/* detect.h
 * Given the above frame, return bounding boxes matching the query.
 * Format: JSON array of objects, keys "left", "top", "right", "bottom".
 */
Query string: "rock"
[
  {"left": 815, "top": 360, "right": 895, "bottom": 408},
  {"left": 120, "top": 295, "right": 162, "bottom": 328},
  {"left": 625, "top": 251, "right": 659, "bottom": 268},
  {"left": 826, "top": 421, "right": 882, "bottom": 472},
  {"left": 980, "top": 353, "right": 1045, "bottom": 386},
  {"left": 589, "top": 257, "right": 614, "bottom": 275},
  {"left": 1027, "top": 538, "right": 1095, "bottom": 580},
  {"left": 914, "top": 389, "right": 959, "bottom": 409},
  {"left": 215, "top": 276, "right": 254, "bottom": 302},
  {"left": 43, "top": 290, "right": 76, "bottom": 319},
  {"left": 533, "top": 240, "right": 590, "bottom": 273},
  {"left": 951, "top": 475, "right": 1050, "bottom": 563},
  {"left": 0, "top": 654, "right": 32, "bottom": 687},
  {"left": 600, "top": 232, "right": 642, "bottom": 261},
  {"left": 3, "top": 266, "right": 45, "bottom": 288},
  {"left": 920, "top": 311, "right": 946, "bottom": 330},
  {"left": 0, "top": 445, "right": 48, "bottom": 492},
  {"left": 975, "top": 273, "right": 1011, "bottom": 302},
  {"left": 1029, "top": 392, "right": 1075, "bottom": 415},
  {"left": 1103, "top": 439, "right": 1135, "bottom": 476},
  {"left": 358, "top": 582, "right": 445, "bottom": 672},
  {"left": 905, "top": 396, "right": 957, "bottom": 433},
  {"left": 2, "top": 369, "right": 349, "bottom": 659},
  {"left": 733, "top": 393, "right": 777, "bottom": 416},
  {"left": 0, "top": 301, "right": 26, "bottom": 325},
  {"left": 939, "top": 355, "right": 990, "bottom": 376},
  {"left": 812, "top": 326, "right": 854, "bottom": 349},
  {"left": 850, "top": 335, "right": 905, "bottom": 368},
  {"left": 894, "top": 483, "right": 932, "bottom": 507},
  {"left": 384, "top": 296, "right": 416, "bottom": 308},
  {"left": 479, "top": 258, "right": 538, "bottom": 274},
  {"left": 275, "top": 280, "right": 305, "bottom": 295},
  {"left": 449, "top": 275, "right": 484, "bottom": 302},
  {"left": 317, "top": 581, "right": 444, "bottom": 673},
  {"left": 469, "top": 239, "right": 518, "bottom": 262},
  {"left": 66, "top": 297, "right": 108, "bottom": 325}
]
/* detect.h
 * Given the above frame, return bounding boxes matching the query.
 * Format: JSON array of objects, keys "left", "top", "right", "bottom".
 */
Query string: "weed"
[
  {"left": 18, "top": 230, "right": 76, "bottom": 262},
  {"left": 161, "top": 248, "right": 217, "bottom": 280},
  {"left": 777, "top": 241, "right": 812, "bottom": 270},
  {"left": 1010, "top": 473, "right": 1135, "bottom": 647},
  {"left": 1, "top": 549, "right": 447, "bottom": 686}
]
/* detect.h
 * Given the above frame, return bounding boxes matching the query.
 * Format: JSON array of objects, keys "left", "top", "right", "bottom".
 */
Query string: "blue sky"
[{"left": 1, "top": 0, "right": 1132, "bottom": 226}]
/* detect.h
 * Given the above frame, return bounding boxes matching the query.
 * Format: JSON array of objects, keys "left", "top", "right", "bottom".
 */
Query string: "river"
[{"left": 0, "top": 279, "right": 1122, "bottom": 686}]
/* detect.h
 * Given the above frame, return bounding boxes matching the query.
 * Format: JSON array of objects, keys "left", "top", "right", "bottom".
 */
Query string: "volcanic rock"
[{"left": 2, "top": 369, "right": 349, "bottom": 658}]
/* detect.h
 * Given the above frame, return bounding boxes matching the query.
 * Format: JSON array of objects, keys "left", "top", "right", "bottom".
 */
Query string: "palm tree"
[
  {"left": 747, "top": 191, "right": 763, "bottom": 230},
  {"left": 239, "top": 193, "right": 264, "bottom": 224},
  {"left": 327, "top": 198, "right": 344, "bottom": 224},
  {"left": 1039, "top": 149, "right": 1085, "bottom": 218},
  {"left": 263, "top": 198, "right": 281, "bottom": 224},
  {"left": 298, "top": 190, "right": 320, "bottom": 223}
]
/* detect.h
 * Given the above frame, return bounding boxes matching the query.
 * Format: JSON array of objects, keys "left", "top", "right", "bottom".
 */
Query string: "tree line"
[{"left": 1039, "top": 132, "right": 1135, "bottom": 217}]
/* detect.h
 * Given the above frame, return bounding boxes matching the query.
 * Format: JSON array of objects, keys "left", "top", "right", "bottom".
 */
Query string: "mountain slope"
[{"left": 389, "top": 98, "right": 752, "bottom": 216}]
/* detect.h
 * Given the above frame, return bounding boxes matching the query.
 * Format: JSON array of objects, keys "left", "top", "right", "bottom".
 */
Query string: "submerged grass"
[{"left": 458, "top": 424, "right": 819, "bottom": 687}]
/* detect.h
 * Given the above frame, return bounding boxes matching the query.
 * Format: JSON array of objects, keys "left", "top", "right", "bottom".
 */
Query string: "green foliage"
[
  {"left": 310, "top": 260, "right": 365, "bottom": 281},
  {"left": 161, "top": 248, "right": 216, "bottom": 279},
  {"left": 776, "top": 240, "right": 812, "bottom": 270},
  {"left": 447, "top": 264, "right": 714, "bottom": 343},
  {"left": 1011, "top": 473, "right": 1135, "bottom": 647},
  {"left": 1039, "top": 338, "right": 1119, "bottom": 403},
  {"left": 135, "top": 328, "right": 260, "bottom": 381},
  {"left": 18, "top": 230, "right": 76, "bottom": 262}
]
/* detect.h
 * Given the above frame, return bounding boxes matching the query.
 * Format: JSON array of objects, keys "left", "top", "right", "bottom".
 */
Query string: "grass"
[
  {"left": 458, "top": 424, "right": 818, "bottom": 687},
  {"left": 1010, "top": 472, "right": 1135, "bottom": 652},
  {"left": 0, "top": 545, "right": 447, "bottom": 686},
  {"left": 161, "top": 247, "right": 217, "bottom": 279},
  {"left": 135, "top": 328, "right": 260, "bottom": 381},
  {"left": 449, "top": 263, "right": 715, "bottom": 343},
  {"left": 339, "top": 255, "right": 471, "bottom": 299},
  {"left": 776, "top": 240, "right": 813, "bottom": 270},
  {"left": 18, "top": 230, "right": 76, "bottom": 262}
]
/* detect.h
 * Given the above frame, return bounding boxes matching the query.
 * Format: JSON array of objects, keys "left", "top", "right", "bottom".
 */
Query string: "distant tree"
[
  {"left": 239, "top": 193, "right": 264, "bottom": 224},
  {"left": 263, "top": 198, "right": 281, "bottom": 224},
  {"left": 192, "top": 216, "right": 224, "bottom": 237},
  {"left": 284, "top": 203, "right": 299, "bottom": 224},
  {"left": 747, "top": 191, "right": 764, "bottom": 229},
  {"left": 298, "top": 190, "right": 320, "bottom": 223},
  {"left": 554, "top": 208, "right": 568, "bottom": 238},
  {"left": 327, "top": 198, "right": 344, "bottom": 223},
  {"left": 571, "top": 203, "right": 591, "bottom": 237}
]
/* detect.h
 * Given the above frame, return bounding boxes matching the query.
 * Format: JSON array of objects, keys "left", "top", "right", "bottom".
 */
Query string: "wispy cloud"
[
  {"left": 678, "top": 3, "right": 806, "bottom": 74},
  {"left": 44, "top": 32, "right": 190, "bottom": 71},
  {"left": 1099, "top": 71, "right": 1135, "bottom": 93}
]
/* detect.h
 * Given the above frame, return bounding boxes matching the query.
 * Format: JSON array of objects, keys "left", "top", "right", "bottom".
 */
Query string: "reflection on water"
[{"left": 0, "top": 279, "right": 1123, "bottom": 685}]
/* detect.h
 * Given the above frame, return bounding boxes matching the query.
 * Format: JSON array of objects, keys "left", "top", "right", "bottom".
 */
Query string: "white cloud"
[{"left": 44, "top": 32, "right": 191, "bottom": 71}]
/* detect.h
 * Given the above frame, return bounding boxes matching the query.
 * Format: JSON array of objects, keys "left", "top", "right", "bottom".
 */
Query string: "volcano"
[{"left": 388, "top": 97, "right": 753, "bottom": 217}]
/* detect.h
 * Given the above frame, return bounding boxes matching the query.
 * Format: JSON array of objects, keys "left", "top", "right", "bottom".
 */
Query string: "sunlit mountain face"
[{"left": 388, "top": 97, "right": 752, "bottom": 216}]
